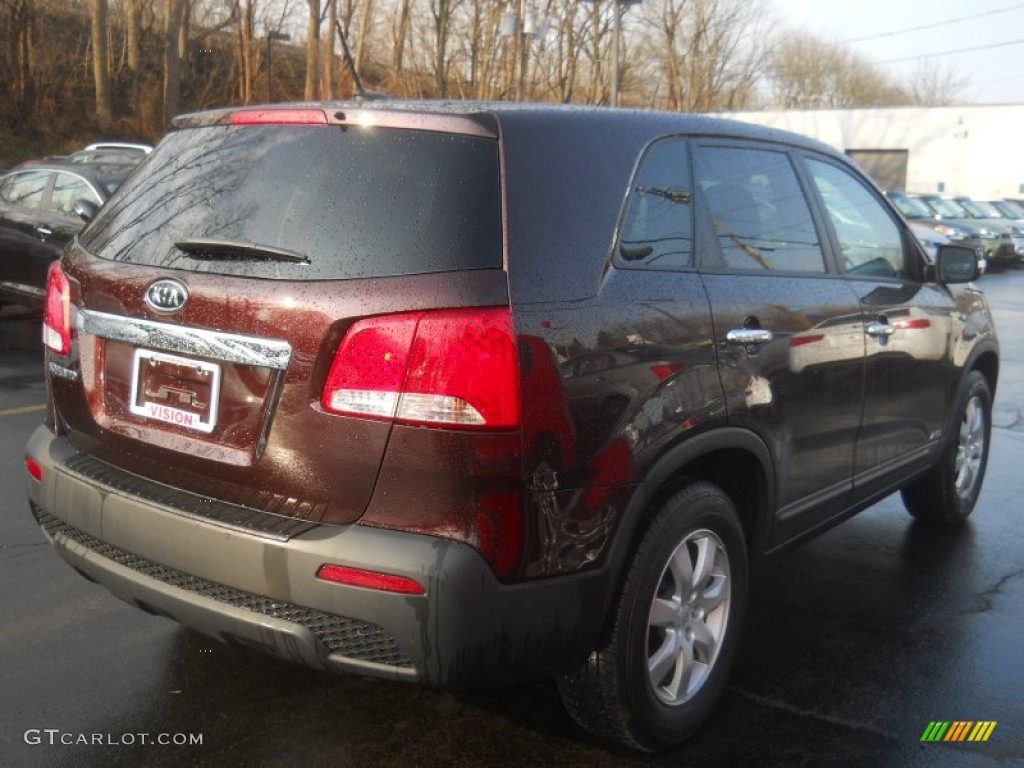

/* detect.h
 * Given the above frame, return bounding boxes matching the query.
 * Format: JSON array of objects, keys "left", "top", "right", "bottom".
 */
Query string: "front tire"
[
  {"left": 901, "top": 370, "right": 991, "bottom": 525},
  {"left": 557, "top": 482, "right": 748, "bottom": 751}
]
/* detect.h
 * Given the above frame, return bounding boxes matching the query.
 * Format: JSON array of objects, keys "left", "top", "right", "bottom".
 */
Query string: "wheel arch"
[
  {"left": 594, "top": 428, "right": 776, "bottom": 640},
  {"left": 965, "top": 343, "right": 999, "bottom": 400}
]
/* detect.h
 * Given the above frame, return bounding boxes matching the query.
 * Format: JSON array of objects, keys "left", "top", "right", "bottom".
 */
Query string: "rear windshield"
[{"left": 80, "top": 124, "right": 502, "bottom": 280}]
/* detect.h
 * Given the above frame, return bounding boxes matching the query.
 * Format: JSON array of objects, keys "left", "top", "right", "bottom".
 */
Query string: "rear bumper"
[{"left": 25, "top": 426, "right": 608, "bottom": 686}]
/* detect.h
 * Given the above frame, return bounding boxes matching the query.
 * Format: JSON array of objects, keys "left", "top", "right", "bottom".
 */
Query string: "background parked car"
[
  {"left": 83, "top": 141, "right": 152, "bottom": 155},
  {"left": 0, "top": 160, "right": 136, "bottom": 308},
  {"left": 984, "top": 198, "right": 1024, "bottom": 220},
  {"left": 13, "top": 141, "right": 152, "bottom": 171},
  {"left": 912, "top": 193, "right": 1019, "bottom": 268},
  {"left": 907, "top": 219, "right": 955, "bottom": 263},
  {"left": 885, "top": 190, "right": 986, "bottom": 271},
  {"left": 951, "top": 196, "right": 1024, "bottom": 265}
]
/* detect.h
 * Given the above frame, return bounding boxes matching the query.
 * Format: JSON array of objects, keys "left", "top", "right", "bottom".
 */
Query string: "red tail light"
[
  {"left": 322, "top": 308, "right": 520, "bottom": 430},
  {"left": 43, "top": 262, "right": 71, "bottom": 356}
]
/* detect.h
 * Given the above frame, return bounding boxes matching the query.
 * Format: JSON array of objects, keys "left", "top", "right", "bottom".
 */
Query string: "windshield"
[
  {"left": 80, "top": 124, "right": 502, "bottom": 281},
  {"left": 888, "top": 192, "right": 933, "bottom": 219},
  {"left": 993, "top": 199, "right": 1024, "bottom": 219},
  {"left": 92, "top": 164, "right": 136, "bottom": 195},
  {"left": 921, "top": 197, "right": 968, "bottom": 218},
  {"left": 958, "top": 199, "right": 1001, "bottom": 218}
]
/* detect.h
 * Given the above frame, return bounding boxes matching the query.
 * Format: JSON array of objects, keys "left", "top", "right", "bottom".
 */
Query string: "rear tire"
[
  {"left": 901, "top": 370, "right": 991, "bottom": 525},
  {"left": 557, "top": 482, "right": 747, "bottom": 751}
]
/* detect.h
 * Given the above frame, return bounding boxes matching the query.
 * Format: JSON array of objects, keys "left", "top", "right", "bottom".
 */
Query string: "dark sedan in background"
[{"left": 0, "top": 161, "right": 135, "bottom": 308}]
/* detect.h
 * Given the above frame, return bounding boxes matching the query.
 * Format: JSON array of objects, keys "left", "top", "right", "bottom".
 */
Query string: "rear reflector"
[
  {"left": 229, "top": 109, "right": 328, "bottom": 125},
  {"left": 43, "top": 262, "right": 71, "bottom": 356},
  {"left": 25, "top": 457, "right": 42, "bottom": 482},
  {"left": 316, "top": 564, "right": 425, "bottom": 595},
  {"left": 322, "top": 308, "right": 520, "bottom": 429}
]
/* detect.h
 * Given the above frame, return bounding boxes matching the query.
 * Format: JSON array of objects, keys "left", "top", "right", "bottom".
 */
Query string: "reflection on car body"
[{"left": 0, "top": 161, "right": 135, "bottom": 308}]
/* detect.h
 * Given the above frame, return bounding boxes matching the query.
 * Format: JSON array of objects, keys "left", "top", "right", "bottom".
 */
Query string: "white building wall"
[{"left": 714, "top": 105, "right": 1024, "bottom": 199}]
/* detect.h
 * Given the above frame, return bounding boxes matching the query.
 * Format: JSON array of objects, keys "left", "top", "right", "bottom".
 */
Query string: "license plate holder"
[{"left": 129, "top": 349, "right": 221, "bottom": 433}]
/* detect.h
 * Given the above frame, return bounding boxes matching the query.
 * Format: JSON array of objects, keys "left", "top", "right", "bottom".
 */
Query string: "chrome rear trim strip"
[{"left": 76, "top": 309, "right": 292, "bottom": 370}]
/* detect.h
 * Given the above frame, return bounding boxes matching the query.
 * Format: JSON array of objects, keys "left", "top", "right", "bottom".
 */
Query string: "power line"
[
  {"left": 971, "top": 73, "right": 1024, "bottom": 85},
  {"left": 877, "top": 37, "right": 1024, "bottom": 65},
  {"left": 842, "top": 2, "right": 1024, "bottom": 43}
]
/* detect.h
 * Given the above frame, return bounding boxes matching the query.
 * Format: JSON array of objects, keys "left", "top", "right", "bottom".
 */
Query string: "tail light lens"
[
  {"left": 43, "top": 262, "right": 71, "bottom": 356},
  {"left": 322, "top": 308, "right": 520, "bottom": 430}
]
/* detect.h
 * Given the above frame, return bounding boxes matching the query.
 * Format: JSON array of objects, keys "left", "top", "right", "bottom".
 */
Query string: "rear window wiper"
[{"left": 175, "top": 238, "right": 310, "bottom": 264}]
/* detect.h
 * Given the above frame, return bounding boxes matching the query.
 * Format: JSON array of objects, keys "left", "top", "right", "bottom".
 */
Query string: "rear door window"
[
  {"left": 80, "top": 125, "right": 503, "bottom": 281},
  {"left": 1, "top": 171, "right": 51, "bottom": 210},
  {"left": 693, "top": 146, "right": 825, "bottom": 273}
]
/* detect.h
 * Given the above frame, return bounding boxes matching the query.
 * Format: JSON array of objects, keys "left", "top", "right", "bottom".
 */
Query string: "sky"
[{"left": 773, "top": 0, "right": 1024, "bottom": 104}]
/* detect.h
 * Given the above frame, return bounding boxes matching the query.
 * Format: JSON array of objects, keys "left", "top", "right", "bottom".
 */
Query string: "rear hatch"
[{"left": 47, "top": 106, "right": 509, "bottom": 525}]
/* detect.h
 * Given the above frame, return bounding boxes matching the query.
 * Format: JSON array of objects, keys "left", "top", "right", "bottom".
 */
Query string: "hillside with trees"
[{"left": 0, "top": 0, "right": 967, "bottom": 166}]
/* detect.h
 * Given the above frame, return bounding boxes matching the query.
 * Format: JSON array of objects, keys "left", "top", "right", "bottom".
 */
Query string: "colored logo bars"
[{"left": 921, "top": 721, "right": 997, "bottom": 743}]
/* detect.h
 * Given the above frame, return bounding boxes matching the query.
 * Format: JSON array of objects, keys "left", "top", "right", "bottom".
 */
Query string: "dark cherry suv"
[{"left": 24, "top": 103, "right": 998, "bottom": 750}]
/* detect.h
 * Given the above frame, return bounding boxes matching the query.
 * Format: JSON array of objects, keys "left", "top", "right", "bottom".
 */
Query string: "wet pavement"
[{"left": 1, "top": 269, "right": 1022, "bottom": 767}]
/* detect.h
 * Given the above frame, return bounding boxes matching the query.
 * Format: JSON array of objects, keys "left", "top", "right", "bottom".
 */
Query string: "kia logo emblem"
[{"left": 144, "top": 279, "right": 189, "bottom": 313}]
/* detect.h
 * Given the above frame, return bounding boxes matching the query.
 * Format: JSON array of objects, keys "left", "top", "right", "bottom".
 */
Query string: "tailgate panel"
[{"left": 50, "top": 246, "right": 510, "bottom": 525}]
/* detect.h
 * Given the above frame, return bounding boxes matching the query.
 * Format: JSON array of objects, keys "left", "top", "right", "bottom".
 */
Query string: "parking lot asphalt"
[{"left": 1, "top": 269, "right": 1022, "bottom": 767}]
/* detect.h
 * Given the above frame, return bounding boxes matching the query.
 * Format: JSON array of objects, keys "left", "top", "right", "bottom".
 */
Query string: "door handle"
[
  {"left": 35, "top": 225, "right": 53, "bottom": 238},
  {"left": 726, "top": 328, "right": 774, "bottom": 346},
  {"left": 865, "top": 321, "right": 895, "bottom": 338}
]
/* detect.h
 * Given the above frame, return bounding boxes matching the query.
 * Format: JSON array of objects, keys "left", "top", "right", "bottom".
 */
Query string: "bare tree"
[
  {"left": 905, "top": 59, "right": 970, "bottom": 106},
  {"left": 353, "top": 0, "right": 373, "bottom": 79},
  {"left": 124, "top": 0, "right": 142, "bottom": 107},
  {"left": 3, "top": 0, "right": 37, "bottom": 130},
  {"left": 91, "top": 0, "right": 113, "bottom": 127},
  {"left": 642, "top": 0, "right": 767, "bottom": 112},
  {"left": 163, "top": 0, "right": 187, "bottom": 124},
  {"left": 543, "top": 0, "right": 586, "bottom": 103},
  {"left": 234, "top": 0, "right": 257, "bottom": 102},
  {"left": 767, "top": 29, "right": 909, "bottom": 108},
  {"left": 390, "top": 0, "right": 412, "bottom": 76},
  {"left": 304, "top": 0, "right": 320, "bottom": 99},
  {"left": 582, "top": 0, "right": 608, "bottom": 104},
  {"left": 429, "top": 0, "right": 458, "bottom": 97},
  {"left": 322, "top": 0, "right": 335, "bottom": 97}
]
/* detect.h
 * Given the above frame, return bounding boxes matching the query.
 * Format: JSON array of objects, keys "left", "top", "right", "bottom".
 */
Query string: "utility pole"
[{"left": 500, "top": 2, "right": 547, "bottom": 101}]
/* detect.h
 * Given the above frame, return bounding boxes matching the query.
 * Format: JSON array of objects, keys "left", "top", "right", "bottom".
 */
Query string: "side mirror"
[
  {"left": 935, "top": 245, "right": 978, "bottom": 284},
  {"left": 73, "top": 197, "right": 99, "bottom": 222}
]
